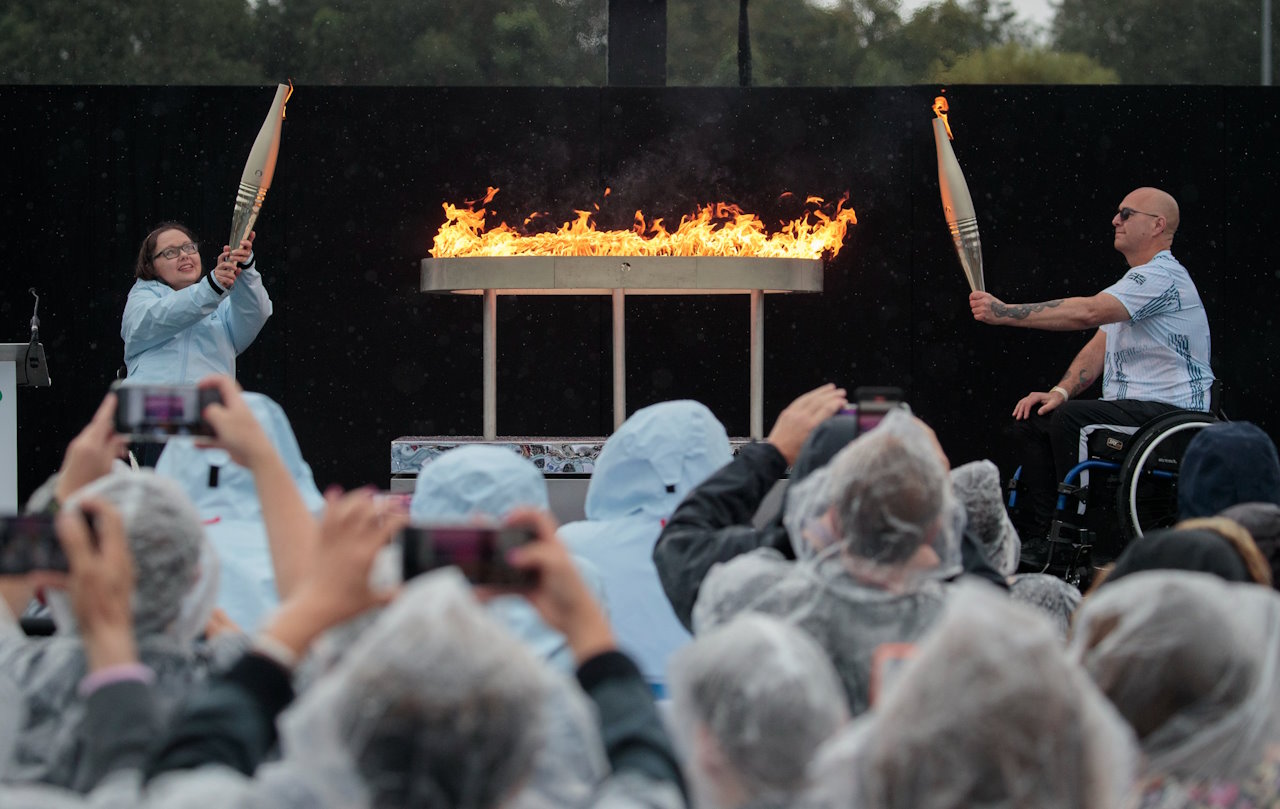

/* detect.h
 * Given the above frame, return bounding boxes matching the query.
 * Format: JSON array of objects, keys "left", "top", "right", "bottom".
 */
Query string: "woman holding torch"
[{"left": 120, "top": 224, "right": 272, "bottom": 385}]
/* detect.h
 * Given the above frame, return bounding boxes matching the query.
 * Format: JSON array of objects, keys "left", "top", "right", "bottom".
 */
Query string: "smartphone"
[
  {"left": 112, "top": 383, "right": 223, "bottom": 441},
  {"left": 840, "top": 386, "right": 907, "bottom": 436},
  {"left": 0, "top": 515, "right": 69, "bottom": 575},
  {"left": 398, "top": 524, "right": 538, "bottom": 587}
]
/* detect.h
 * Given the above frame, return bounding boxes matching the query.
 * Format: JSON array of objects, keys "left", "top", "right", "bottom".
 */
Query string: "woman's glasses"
[{"left": 153, "top": 242, "right": 200, "bottom": 261}]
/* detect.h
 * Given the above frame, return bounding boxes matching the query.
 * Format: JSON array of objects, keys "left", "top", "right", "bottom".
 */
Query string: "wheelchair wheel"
[{"left": 1115, "top": 411, "right": 1217, "bottom": 541}]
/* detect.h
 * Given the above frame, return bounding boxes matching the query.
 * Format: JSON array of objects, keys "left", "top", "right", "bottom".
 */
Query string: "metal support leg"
[
  {"left": 750, "top": 289, "right": 764, "bottom": 439},
  {"left": 483, "top": 288, "right": 497, "bottom": 440},
  {"left": 612, "top": 288, "right": 626, "bottom": 430}
]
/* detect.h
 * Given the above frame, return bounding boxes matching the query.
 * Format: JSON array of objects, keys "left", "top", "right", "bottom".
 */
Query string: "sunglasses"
[{"left": 1117, "top": 207, "right": 1160, "bottom": 222}]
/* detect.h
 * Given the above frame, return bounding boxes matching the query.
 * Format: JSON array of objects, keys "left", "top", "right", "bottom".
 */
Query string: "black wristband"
[
  {"left": 236, "top": 254, "right": 255, "bottom": 270},
  {"left": 205, "top": 270, "right": 226, "bottom": 295}
]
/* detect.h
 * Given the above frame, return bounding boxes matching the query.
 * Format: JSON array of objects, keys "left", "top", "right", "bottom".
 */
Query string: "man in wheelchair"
[{"left": 969, "top": 187, "right": 1214, "bottom": 567}]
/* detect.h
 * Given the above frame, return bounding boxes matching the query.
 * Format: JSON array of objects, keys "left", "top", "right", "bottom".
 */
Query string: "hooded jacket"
[
  {"left": 121, "top": 262, "right": 272, "bottom": 384},
  {"left": 559, "top": 400, "right": 733, "bottom": 687},
  {"left": 154, "top": 392, "right": 325, "bottom": 632},
  {"left": 1178, "top": 421, "right": 1280, "bottom": 518}
]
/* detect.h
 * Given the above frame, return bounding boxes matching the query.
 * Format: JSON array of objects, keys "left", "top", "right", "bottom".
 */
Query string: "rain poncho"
[
  {"left": 1071, "top": 570, "right": 1280, "bottom": 783},
  {"left": 1219, "top": 501, "right": 1280, "bottom": 589},
  {"left": 560, "top": 400, "right": 732, "bottom": 689},
  {"left": 806, "top": 581, "right": 1139, "bottom": 809},
  {"left": 144, "top": 570, "right": 553, "bottom": 809},
  {"left": 154, "top": 392, "right": 326, "bottom": 632},
  {"left": 692, "top": 410, "right": 956, "bottom": 715},
  {"left": 1104, "top": 526, "right": 1255, "bottom": 585},
  {"left": 668, "top": 613, "right": 847, "bottom": 809},
  {"left": 0, "top": 470, "right": 230, "bottom": 788},
  {"left": 407, "top": 445, "right": 610, "bottom": 807},
  {"left": 1178, "top": 421, "right": 1280, "bottom": 518},
  {"left": 1007, "top": 573, "right": 1080, "bottom": 636},
  {"left": 950, "top": 459, "right": 1019, "bottom": 575}
]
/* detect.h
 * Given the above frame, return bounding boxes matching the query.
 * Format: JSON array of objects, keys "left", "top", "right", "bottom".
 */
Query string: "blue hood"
[
  {"left": 155, "top": 392, "right": 325, "bottom": 519},
  {"left": 410, "top": 445, "right": 549, "bottom": 520},
  {"left": 1178, "top": 421, "right": 1280, "bottom": 518},
  {"left": 583, "top": 400, "right": 732, "bottom": 521}
]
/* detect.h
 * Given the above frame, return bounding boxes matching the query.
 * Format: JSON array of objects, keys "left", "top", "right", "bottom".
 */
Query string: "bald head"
[{"left": 1130, "top": 187, "right": 1180, "bottom": 237}]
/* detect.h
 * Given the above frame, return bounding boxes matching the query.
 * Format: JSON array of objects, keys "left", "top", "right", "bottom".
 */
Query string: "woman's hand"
[
  {"left": 196, "top": 375, "right": 274, "bottom": 469},
  {"left": 214, "top": 231, "right": 255, "bottom": 290},
  {"left": 56, "top": 498, "right": 138, "bottom": 671}
]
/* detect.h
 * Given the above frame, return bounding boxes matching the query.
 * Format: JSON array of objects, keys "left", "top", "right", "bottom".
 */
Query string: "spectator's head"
[
  {"left": 1219, "top": 502, "right": 1280, "bottom": 590},
  {"left": 411, "top": 446, "right": 547, "bottom": 521},
  {"left": 669, "top": 613, "right": 849, "bottom": 809},
  {"left": 1100, "top": 519, "right": 1271, "bottom": 588},
  {"left": 278, "top": 571, "right": 549, "bottom": 809},
  {"left": 785, "top": 409, "right": 959, "bottom": 588},
  {"left": 1071, "top": 571, "right": 1280, "bottom": 781},
  {"left": 56, "top": 470, "right": 213, "bottom": 641},
  {"left": 808, "top": 582, "right": 1137, "bottom": 809},
  {"left": 951, "top": 459, "right": 1020, "bottom": 575},
  {"left": 1008, "top": 573, "right": 1081, "bottom": 636},
  {"left": 1178, "top": 421, "right": 1280, "bottom": 518},
  {"left": 156, "top": 392, "right": 325, "bottom": 520},
  {"left": 583, "top": 400, "right": 731, "bottom": 521}
]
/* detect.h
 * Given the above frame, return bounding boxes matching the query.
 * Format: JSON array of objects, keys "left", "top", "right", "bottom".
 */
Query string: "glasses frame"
[
  {"left": 1117, "top": 207, "right": 1161, "bottom": 222},
  {"left": 152, "top": 242, "right": 200, "bottom": 261}
]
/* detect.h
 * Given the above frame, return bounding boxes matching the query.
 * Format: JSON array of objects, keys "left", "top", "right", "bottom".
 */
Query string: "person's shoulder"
[{"left": 128, "top": 278, "right": 170, "bottom": 298}]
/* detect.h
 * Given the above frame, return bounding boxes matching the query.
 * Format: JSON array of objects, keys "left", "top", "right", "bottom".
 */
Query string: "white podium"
[{"left": 0, "top": 343, "right": 51, "bottom": 511}]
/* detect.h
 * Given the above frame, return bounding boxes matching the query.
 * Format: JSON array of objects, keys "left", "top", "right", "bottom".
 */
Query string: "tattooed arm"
[
  {"left": 1012, "top": 330, "right": 1107, "bottom": 420},
  {"left": 969, "top": 291, "right": 1129, "bottom": 331}
]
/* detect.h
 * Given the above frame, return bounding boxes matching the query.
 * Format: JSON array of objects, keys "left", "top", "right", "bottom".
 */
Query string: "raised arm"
[
  {"left": 1012, "top": 330, "right": 1107, "bottom": 420},
  {"left": 220, "top": 233, "right": 273, "bottom": 353},
  {"left": 970, "top": 291, "right": 1129, "bottom": 331}
]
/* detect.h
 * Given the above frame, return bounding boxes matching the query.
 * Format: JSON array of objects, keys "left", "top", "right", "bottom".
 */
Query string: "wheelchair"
[{"left": 1008, "top": 401, "right": 1221, "bottom": 588}]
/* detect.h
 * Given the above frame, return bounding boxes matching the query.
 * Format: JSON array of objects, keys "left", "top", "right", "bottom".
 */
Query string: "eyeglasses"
[
  {"left": 1117, "top": 207, "right": 1160, "bottom": 222},
  {"left": 153, "top": 242, "right": 200, "bottom": 261}
]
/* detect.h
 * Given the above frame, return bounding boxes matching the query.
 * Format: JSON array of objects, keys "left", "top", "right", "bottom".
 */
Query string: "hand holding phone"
[
  {"left": 399, "top": 524, "right": 538, "bottom": 587},
  {"left": 0, "top": 515, "right": 70, "bottom": 575},
  {"left": 839, "top": 386, "right": 908, "bottom": 437},
  {"left": 111, "top": 381, "right": 222, "bottom": 441}
]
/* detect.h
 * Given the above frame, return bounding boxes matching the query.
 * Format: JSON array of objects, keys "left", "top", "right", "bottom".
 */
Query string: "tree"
[
  {"left": 1053, "top": 0, "right": 1275, "bottom": 84},
  {"left": 931, "top": 43, "right": 1119, "bottom": 83}
]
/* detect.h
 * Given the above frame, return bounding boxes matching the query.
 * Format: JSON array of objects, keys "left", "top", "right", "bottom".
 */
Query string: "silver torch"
[
  {"left": 932, "top": 95, "right": 984, "bottom": 293},
  {"left": 228, "top": 82, "right": 292, "bottom": 252}
]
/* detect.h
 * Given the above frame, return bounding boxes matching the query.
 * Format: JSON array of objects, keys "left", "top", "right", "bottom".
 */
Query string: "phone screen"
[
  {"left": 113, "top": 384, "right": 219, "bottom": 440},
  {"left": 399, "top": 525, "right": 537, "bottom": 587},
  {"left": 0, "top": 515, "right": 69, "bottom": 575}
]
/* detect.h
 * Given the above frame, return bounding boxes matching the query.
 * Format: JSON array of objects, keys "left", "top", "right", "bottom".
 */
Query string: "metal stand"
[
  {"left": 612, "top": 289, "right": 626, "bottom": 430},
  {"left": 750, "top": 289, "right": 764, "bottom": 439},
  {"left": 482, "top": 289, "right": 497, "bottom": 439}
]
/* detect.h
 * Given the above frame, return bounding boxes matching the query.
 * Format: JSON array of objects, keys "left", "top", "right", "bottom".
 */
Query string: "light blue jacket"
[
  {"left": 121, "top": 262, "right": 272, "bottom": 384},
  {"left": 154, "top": 392, "right": 324, "bottom": 632},
  {"left": 411, "top": 445, "right": 606, "bottom": 674},
  {"left": 559, "top": 400, "right": 732, "bottom": 688}
]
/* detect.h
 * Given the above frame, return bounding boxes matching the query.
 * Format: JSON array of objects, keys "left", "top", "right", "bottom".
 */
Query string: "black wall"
[{"left": 3, "top": 85, "right": 1276, "bottom": 500}]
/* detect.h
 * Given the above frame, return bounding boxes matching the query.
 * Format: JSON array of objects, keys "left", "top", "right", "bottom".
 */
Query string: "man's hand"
[
  {"left": 1012, "top": 390, "right": 1066, "bottom": 420},
  {"left": 196, "top": 376, "right": 275, "bottom": 470},
  {"left": 969, "top": 291, "right": 1006, "bottom": 325},
  {"left": 261, "top": 487, "right": 406, "bottom": 660},
  {"left": 54, "top": 393, "right": 128, "bottom": 506},
  {"left": 56, "top": 498, "right": 138, "bottom": 671},
  {"left": 766, "top": 383, "right": 849, "bottom": 466},
  {"left": 503, "top": 508, "right": 616, "bottom": 665}
]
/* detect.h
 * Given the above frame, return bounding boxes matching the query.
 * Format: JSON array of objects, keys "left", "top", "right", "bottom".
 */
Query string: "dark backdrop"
[{"left": 2, "top": 85, "right": 1276, "bottom": 500}]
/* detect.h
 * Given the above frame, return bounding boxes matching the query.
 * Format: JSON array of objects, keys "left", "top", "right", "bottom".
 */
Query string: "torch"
[
  {"left": 228, "top": 82, "right": 292, "bottom": 253},
  {"left": 932, "top": 96, "right": 984, "bottom": 293}
]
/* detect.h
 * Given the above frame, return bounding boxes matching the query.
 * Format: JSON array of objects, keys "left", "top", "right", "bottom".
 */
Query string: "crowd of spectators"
[{"left": 2, "top": 377, "right": 1279, "bottom": 809}]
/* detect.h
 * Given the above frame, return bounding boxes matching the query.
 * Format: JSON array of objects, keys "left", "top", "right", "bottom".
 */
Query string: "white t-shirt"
[{"left": 1099, "top": 250, "right": 1214, "bottom": 409}]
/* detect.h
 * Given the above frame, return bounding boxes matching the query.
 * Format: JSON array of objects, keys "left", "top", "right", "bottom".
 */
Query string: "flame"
[
  {"left": 933, "top": 95, "right": 953, "bottom": 140},
  {"left": 431, "top": 189, "right": 857, "bottom": 260}
]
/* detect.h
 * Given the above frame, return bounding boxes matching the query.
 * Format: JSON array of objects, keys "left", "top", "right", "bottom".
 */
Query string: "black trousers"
[{"left": 1009, "top": 398, "right": 1180, "bottom": 542}]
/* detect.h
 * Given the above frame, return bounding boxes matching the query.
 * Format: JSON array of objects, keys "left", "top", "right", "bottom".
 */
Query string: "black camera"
[
  {"left": 112, "top": 382, "right": 222, "bottom": 441},
  {"left": 398, "top": 524, "right": 538, "bottom": 587}
]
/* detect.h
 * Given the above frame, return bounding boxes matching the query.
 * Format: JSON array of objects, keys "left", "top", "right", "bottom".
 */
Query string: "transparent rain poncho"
[
  {"left": 1070, "top": 570, "right": 1280, "bottom": 783},
  {"left": 0, "top": 470, "right": 228, "bottom": 787},
  {"left": 155, "top": 392, "right": 326, "bottom": 632},
  {"left": 559, "top": 399, "right": 733, "bottom": 688},
  {"left": 1007, "top": 573, "right": 1080, "bottom": 636},
  {"left": 806, "top": 581, "right": 1139, "bottom": 809},
  {"left": 949, "top": 459, "right": 1019, "bottom": 576},
  {"left": 405, "top": 446, "right": 610, "bottom": 807},
  {"left": 668, "top": 613, "right": 848, "bottom": 809},
  {"left": 0, "top": 672, "right": 22, "bottom": 772},
  {"left": 145, "top": 570, "right": 553, "bottom": 809},
  {"left": 692, "top": 410, "right": 956, "bottom": 715}
]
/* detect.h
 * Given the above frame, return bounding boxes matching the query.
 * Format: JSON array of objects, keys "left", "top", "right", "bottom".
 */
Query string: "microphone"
[{"left": 28, "top": 288, "right": 40, "bottom": 342}]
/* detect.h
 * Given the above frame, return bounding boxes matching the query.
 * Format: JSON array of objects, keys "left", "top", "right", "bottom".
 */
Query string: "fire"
[
  {"left": 933, "top": 95, "right": 953, "bottom": 140},
  {"left": 430, "top": 188, "right": 857, "bottom": 260}
]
